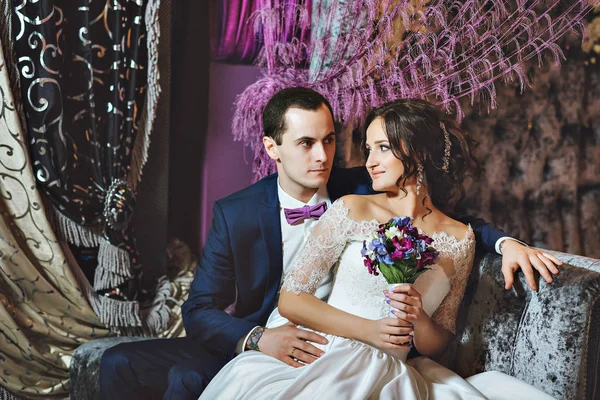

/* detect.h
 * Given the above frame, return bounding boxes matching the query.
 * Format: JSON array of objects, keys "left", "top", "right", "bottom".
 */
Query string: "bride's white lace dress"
[{"left": 200, "top": 200, "right": 487, "bottom": 399}]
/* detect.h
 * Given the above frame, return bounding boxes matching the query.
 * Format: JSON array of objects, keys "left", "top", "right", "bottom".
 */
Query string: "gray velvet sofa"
[
  {"left": 62, "top": 251, "right": 600, "bottom": 400},
  {"left": 451, "top": 252, "right": 600, "bottom": 400}
]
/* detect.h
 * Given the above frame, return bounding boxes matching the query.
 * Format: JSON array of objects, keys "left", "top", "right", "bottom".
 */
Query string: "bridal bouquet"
[{"left": 361, "top": 217, "right": 439, "bottom": 284}]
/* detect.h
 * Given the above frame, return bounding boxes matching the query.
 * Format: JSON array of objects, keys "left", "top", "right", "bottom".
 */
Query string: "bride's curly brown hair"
[{"left": 362, "top": 99, "right": 482, "bottom": 215}]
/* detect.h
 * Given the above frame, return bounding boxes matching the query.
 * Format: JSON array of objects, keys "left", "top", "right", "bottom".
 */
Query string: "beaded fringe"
[
  {"left": 0, "top": 387, "right": 21, "bottom": 400},
  {"left": 129, "top": 0, "right": 161, "bottom": 189}
]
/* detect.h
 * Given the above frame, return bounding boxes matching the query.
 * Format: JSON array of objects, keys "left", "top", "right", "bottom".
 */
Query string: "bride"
[{"left": 199, "top": 99, "right": 551, "bottom": 399}]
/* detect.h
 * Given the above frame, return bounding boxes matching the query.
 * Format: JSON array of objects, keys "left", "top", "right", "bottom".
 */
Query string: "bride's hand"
[
  {"left": 364, "top": 317, "right": 413, "bottom": 358},
  {"left": 385, "top": 284, "right": 428, "bottom": 329}
]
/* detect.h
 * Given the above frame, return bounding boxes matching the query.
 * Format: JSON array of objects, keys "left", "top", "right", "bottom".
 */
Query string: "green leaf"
[{"left": 377, "top": 260, "right": 431, "bottom": 284}]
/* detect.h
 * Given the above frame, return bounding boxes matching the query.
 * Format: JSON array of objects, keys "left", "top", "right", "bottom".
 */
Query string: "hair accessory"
[
  {"left": 440, "top": 122, "right": 451, "bottom": 173},
  {"left": 416, "top": 164, "right": 424, "bottom": 195}
]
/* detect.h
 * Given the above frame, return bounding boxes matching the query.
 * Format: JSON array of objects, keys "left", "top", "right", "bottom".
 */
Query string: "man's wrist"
[
  {"left": 246, "top": 327, "right": 265, "bottom": 351},
  {"left": 496, "top": 237, "right": 528, "bottom": 255},
  {"left": 237, "top": 326, "right": 261, "bottom": 354}
]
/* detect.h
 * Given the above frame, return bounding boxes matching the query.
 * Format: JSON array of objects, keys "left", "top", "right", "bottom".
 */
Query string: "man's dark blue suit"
[{"left": 99, "top": 168, "right": 505, "bottom": 400}]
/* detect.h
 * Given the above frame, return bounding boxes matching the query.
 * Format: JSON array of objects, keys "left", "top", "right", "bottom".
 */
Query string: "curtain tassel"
[{"left": 94, "top": 239, "right": 132, "bottom": 291}]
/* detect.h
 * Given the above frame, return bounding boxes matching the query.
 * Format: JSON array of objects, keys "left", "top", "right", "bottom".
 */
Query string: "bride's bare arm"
[
  {"left": 279, "top": 291, "right": 367, "bottom": 339},
  {"left": 279, "top": 290, "right": 413, "bottom": 355}
]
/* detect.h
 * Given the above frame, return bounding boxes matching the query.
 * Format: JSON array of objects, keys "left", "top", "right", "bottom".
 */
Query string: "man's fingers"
[
  {"left": 542, "top": 252, "right": 563, "bottom": 270},
  {"left": 296, "top": 329, "right": 328, "bottom": 345},
  {"left": 293, "top": 340, "right": 325, "bottom": 358},
  {"left": 291, "top": 347, "right": 319, "bottom": 364},
  {"left": 519, "top": 257, "right": 537, "bottom": 291},
  {"left": 538, "top": 253, "right": 560, "bottom": 278},
  {"left": 502, "top": 260, "right": 515, "bottom": 290},
  {"left": 283, "top": 356, "right": 304, "bottom": 368},
  {"left": 530, "top": 254, "right": 553, "bottom": 284}
]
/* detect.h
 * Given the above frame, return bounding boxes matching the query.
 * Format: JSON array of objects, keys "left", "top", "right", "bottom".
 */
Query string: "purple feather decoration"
[{"left": 232, "top": 0, "right": 599, "bottom": 181}]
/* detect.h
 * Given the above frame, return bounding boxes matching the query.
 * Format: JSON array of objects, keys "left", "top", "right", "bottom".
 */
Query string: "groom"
[{"left": 99, "top": 87, "right": 561, "bottom": 399}]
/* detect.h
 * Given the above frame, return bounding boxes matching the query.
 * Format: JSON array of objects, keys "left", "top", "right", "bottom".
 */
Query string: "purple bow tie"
[{"left": 284, "top": 201, "right": 328, "bottom": 225}]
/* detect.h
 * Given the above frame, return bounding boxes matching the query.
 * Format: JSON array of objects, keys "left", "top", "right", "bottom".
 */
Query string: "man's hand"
[
  {"left": 501, "top": 240, "right": 563, "bottom": 291},
  {"left": 255, "top": 322, "right": 328, "bottom": 368}
]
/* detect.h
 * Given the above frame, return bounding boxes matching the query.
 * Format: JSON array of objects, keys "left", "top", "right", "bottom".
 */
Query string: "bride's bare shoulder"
[
  {"left": 337, "top": 194, "right": 384, "bottom": 222},
  {"left": 436, "top": 214, "right": 472, "bottom": 242}
]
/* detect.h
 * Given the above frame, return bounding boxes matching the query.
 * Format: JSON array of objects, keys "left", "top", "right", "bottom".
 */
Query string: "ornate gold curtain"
[
  {"left": 0, "top": 41, "right": 111, "bottom": 397},
  {"left": 0, "top": 2, "right": 194, "bottom": 397}
]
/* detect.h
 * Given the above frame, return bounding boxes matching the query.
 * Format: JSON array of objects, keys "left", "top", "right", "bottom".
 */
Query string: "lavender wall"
[{"left": 200, "top": 62, "right": 263, "bottom": 248}]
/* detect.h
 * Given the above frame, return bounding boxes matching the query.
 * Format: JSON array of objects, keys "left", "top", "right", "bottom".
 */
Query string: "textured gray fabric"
[
  {"left": 70, "top": 337, "right": 150, "bottom": 400},
  {"left": 546, "top": 249, "right": 600, "bottom": 274},
  {"left": 453, "top": 253, "right": 600, "bottom": 400}
]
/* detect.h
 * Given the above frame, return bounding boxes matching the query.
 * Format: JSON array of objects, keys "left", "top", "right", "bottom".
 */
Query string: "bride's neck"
[{"left": 385, "top": 189, "right": 435, "bottom": 221}]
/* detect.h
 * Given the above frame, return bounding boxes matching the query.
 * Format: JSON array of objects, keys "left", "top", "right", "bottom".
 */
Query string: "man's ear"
[{"left": 263, "top": 136, "right": 280, "bottom": 162}]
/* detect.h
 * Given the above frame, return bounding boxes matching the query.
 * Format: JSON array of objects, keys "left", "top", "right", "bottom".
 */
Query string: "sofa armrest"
[
  {"left": 546, "top": 249, "right": 600, "bottom": 274},
  {"left": 453, "top": 253, "right": 600, "bottom": 400}
]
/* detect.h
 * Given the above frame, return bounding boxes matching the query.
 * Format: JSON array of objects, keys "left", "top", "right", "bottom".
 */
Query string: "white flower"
[{"left": 385, "top": 226, "right": 400, "bottom": 239}]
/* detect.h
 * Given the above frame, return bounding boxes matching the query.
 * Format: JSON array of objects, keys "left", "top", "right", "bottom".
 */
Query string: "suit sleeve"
[
  {"left": 452, "top": 213, "right": 508, "bottom": 254},
  {"left": 181, "top": 201, "right": 256, "bottom": 359}
]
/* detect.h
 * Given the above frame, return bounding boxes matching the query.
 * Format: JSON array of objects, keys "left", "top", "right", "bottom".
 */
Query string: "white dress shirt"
[
  {"left": 495, "top": 237, "right": 528, "bottom": 254},
  {"left": 278, "top": 182, "right": 333, "bottom": 299},
  {"left": 237, "top": 181, "right": 333, "bottom": 353}
]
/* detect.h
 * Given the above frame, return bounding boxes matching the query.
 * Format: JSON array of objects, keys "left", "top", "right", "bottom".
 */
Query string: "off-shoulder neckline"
[{"left": 331, "top": 199, "right": 474, "bottom": 245}]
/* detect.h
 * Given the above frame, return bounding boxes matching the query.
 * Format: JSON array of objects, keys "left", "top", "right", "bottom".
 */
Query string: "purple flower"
[
  {"left": 393, "top": 216, "right": 412, "bottom": 227},
  {"left": 364, "top": 257, "right": 379, "bottom": 275},
  {"left": 416, "top": 250, "right": 439, "bottom": 270},
  {"left": 418, "top": 233, "right": 433, "bottom": 244},
  {"left": 390, "top": 249, "right": 405, "bottom": 260},
  {"left": 399, "top": 237, "right": 413, "bottom": 250}
]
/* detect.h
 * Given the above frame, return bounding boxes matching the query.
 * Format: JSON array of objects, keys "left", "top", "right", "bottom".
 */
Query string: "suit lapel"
[{"left": 258, "top": 179, "right": 283, "bottom": 307}]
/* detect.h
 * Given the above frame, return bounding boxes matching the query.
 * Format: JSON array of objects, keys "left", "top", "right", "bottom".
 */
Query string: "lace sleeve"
[
  {"left": 431, "top": 230, "right": 476, "bottom": 335},
  {"left": 281, "top": 200, "right": 354, "bottom": 295}
]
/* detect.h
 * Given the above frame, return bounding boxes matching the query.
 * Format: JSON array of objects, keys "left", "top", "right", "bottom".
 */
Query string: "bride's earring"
[{"left": 416, "top": 165, "right": 424, "bottom": 195}]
